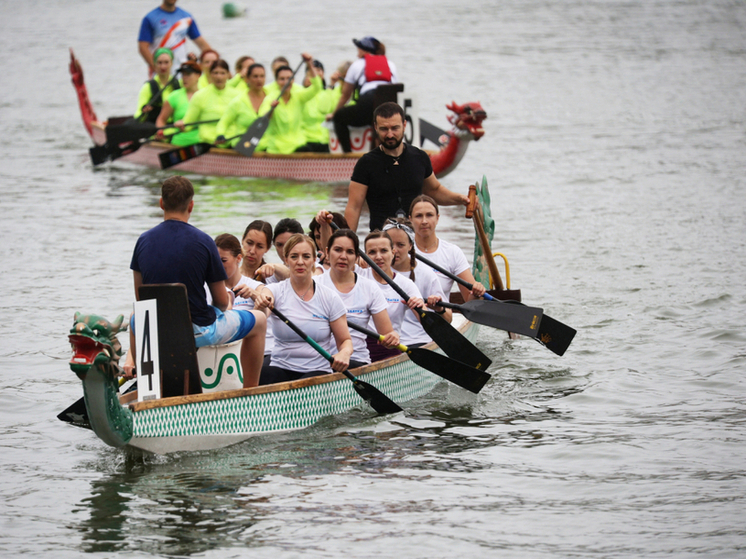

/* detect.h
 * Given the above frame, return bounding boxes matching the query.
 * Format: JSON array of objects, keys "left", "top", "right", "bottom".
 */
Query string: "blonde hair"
[{"left": 283, "top": 233, "right": 316, "bottom": 259}]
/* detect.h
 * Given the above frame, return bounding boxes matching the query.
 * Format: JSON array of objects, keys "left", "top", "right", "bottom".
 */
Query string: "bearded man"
[{"left": 344, "top": 102, "right": 468, "bottom": 232}]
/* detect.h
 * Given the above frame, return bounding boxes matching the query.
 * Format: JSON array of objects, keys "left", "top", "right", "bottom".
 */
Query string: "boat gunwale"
[{"left": 127, "top": 316, "right": 469, "bottom": 413}]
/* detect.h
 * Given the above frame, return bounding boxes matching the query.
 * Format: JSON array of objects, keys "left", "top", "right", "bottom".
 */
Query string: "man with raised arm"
[
  {"left": 344, "top": 102, "right": 468, "bottom": 232},
  {"left": 138, "top": 0, "right": 213, "bottom": 75},
  {"left": 128, "top": 176, "right": 266, "bottom": 387}
]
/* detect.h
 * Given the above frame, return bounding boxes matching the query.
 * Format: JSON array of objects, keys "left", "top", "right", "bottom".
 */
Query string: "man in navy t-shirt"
[
  {"left": 129, "top": 176, "right": 266, "bottom": 387},
  {"left": 138, "top": 0, "right": 213, "bottom": 75}
]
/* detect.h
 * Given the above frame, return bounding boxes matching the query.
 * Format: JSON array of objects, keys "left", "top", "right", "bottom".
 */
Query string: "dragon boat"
[
  {"left": 61, "top": 179, "right": 522, "bottom": 454},
  {"left": 69, "top": 50, "right": 487, "bottom": 182}
]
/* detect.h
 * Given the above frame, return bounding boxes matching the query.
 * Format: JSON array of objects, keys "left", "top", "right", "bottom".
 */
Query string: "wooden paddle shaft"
[{"left": 468, "top": 183, "right": 505, "bottom": 291}]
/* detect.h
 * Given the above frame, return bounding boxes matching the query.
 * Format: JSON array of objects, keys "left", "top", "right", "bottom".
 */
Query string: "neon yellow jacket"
[
  {"left": 216, "top": 90, "right": 270, "bottom": 147},
  {"left": 183, "top": 84, "right": 240, "bottom": 144},
  {"left": 165, "top": 88, "right": 200, "bottom": 146},
  {"left": 260, "top": 76, "right": 322, "bottom": 154},
  {"left": 301, "top": 87, "right": 340, "bottom": 145},
  {"left": 134, "top": 75, "right": 181, "bottom": 119}
]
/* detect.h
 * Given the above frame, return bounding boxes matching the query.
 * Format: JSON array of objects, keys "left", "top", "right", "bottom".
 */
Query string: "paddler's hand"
[
  {"left": 255, "top": 263, "right": 275, "bottom": 281},
  {"left": 405, "top": 297, "right": 425, "bottom": 311},
  {"left": 122, "top": 350, "right": 137, "bottom": 380},
  {"left": 379, "top": 330, "right": 400, "bottom": 349},
  {"left": 232, "top": 284, "right": 255, "bottom": 300},
  {"left": 155, "top": 129, "right": 165, "bottom": 140},
  {"left": 330, "top": 348, "right": 352, "bottom": 372},
  {"left": 174, "top": 119, "right": 186, "bottom": 132},
  {"left": 301, "top": 52, "right": 313, "bottom": 64},
  {"left": 470, "top": 281, "right": 486, "bottom": 298},
  {"left": 253, "top": 289, "right": 274, "bottom": 311},
  {"left": 142, "top": 105, "right": 153, "bottom": 114}
]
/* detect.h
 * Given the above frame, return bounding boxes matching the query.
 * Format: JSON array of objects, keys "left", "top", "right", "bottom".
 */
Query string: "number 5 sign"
[{"left": 134, "top": 299, "right": 161, "bottom": 401}]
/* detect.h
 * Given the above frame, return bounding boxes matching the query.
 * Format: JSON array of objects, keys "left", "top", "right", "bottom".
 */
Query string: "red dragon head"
[{"left": 446, "top": 101, "right": 487, "bottom": 140}]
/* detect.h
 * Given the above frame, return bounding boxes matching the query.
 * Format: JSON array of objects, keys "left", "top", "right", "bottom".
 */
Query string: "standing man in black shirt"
[{"left": 344, "top": 102, "right": 468, "bottom": 232}]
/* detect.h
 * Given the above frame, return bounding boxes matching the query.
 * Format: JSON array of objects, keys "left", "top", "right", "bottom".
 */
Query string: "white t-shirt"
[
  {"left": 232, "top": 276, "right": 274, "bottom": 355},
  {"left": 414, "top": 239, "right": 470, "bottom": 294},
  {"left": 344, "top": 57, "right": 398, "bottom": 96},
  {"left": 358, "top": 268, "right": 422, "bottom": 332},
  {"left": 266, "top": 279, "right": 347, "bottom": 373},
  {"left": 397, "top": 266, "right": 446, "bottom": 346},
  {"left": 316, "top": 271, "right": 388, "bottom": 364}
]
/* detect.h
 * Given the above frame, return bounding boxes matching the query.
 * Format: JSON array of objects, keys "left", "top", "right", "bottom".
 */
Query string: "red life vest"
[{"left": 364, "top": 54, "right": 392, "bottom": 83}]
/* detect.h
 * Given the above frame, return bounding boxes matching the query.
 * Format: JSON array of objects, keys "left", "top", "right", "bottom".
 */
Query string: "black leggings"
[{"left": 333, "top": 91, "right": 376, "bottom": 153}]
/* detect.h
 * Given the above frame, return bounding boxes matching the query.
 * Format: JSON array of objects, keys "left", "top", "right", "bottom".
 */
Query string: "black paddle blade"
[
  {"left": 533, "top": 313, "right": 576, "bottom": 356},
  {"left": 452, "top": 300, "right": 543, "bottom": 338},
  {"left": 344, "top": 373, "right": 402, "bottom": 414},
  {"left": 106, "top": 121, "right": 156, "bottom": 145},
  {"left": 418, "top": 310, "right": 492, "bottom": 371},
  {"left": 89, "top": 145, "right": 111, "bottom": 166},
  {"left": 57, "top": 396, "right": 91, "bottom": 429},
  {"left": 503, "top": 302, "right": 576, "bottom": 356},
  {"left": 159, "top": 143, "right": 213, "bottom": 169},
  {"left": 407, "top": 348, "right": 490, "bottom": 394},
  {"left": 233, "top": 116, "right": 270, "bottom": 157}
]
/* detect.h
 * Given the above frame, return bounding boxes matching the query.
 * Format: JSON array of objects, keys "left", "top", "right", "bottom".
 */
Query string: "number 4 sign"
[{"left": 134, "top": 299, "right": 161, "bottom": 401}]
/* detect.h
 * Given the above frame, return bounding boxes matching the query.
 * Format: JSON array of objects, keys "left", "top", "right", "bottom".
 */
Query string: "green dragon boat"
[{"left": 63, "top": 178, "right": 514, "bottom": 454}]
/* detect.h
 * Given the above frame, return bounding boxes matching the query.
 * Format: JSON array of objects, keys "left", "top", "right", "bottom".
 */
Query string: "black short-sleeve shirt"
[{"left": 351, "top": 144, "right": 433, "bottom": 231}]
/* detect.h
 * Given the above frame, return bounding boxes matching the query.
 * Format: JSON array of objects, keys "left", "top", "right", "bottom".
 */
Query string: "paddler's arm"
[
  {"left": 422, "top": 173, "right": 469, "bottom": 208},
  {"left": 329, "top": 316, "right": 353, "bottom": 372},
  {"left": 344, "top": 181, "right": 368, "bottom": 232},
  {"left": 138, "top": 41, "right": 155, "bottom": 74},
  {"left": 208, "top": 281, "right": 230, "bottom": 311}
]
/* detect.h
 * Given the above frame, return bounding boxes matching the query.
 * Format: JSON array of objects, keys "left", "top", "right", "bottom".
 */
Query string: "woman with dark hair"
[
  {"left": 215, "top": 233, "right": 274, "bottom": 367},
  {"left": 155, "top": 61, "right": 201, "bottom": 146},
  {"left": 258, "top": 53, "right": 322, "bottom": 154},
  {"left": 383, "top": 217, "right": 451, "bottom": 346},
  {"left": 410, "top": 195, "right": 486, "bottom": 301},
  {"left": 330, "top": 36, "right": 398, "bottom": 153},
  {"left": 253, "top": 234, "right": 353, "bottom": 384},
  {"left": 359, "top": 230, "right": 423, "bottom": 361},
  {"left": 216, "top": 63, "right": 268, "bottom": 146},
  {"left": 182, "top": 59, "right": 238, "bottom": 144},
  {"left": 134, "top": 47, "right": 181, "bottom": 123},
  {"left": 239, "top": 220, "right": 273, "bottom": 279},
  {"left": 316, "top": 228, "right": 399, "bottom": 367}
]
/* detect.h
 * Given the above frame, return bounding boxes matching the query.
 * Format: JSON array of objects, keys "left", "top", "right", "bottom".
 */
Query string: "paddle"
[
  {"left": 435, "top": 299, "right": 542, "bottom": 338},
  {"left": 346, "top": 322, "right": 491, "bottom": 394},
  {"left": 269, "top": 307, "right": 402, "bottom": 415},
  {"left": 412, "top": 253, "right": 542, "bottom": 336},
  {"left": 58, "top": 378, "right": 137, "bottom": 427},
  {"left": 158, "top": 133, "right": 243, "bottom": 169},
  {"left": 89, "top": 138, "right": 151, "bottom": 166},
  {"left": 340, "top": 231, "right": 491, "bottom": 371},
  {"left": 414, "top": 253, "right": 576, "bottom": 356},
  {"left": 233, "top": 59, "right": 305, "bottom": 157},
  {"left": 106, "top": 119, "right": 218, "bottom": 145}
]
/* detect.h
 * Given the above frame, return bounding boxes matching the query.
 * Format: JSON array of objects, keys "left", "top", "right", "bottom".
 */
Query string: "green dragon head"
[{"left": 69, "top": 312, "right": 127, "bottom": 377}]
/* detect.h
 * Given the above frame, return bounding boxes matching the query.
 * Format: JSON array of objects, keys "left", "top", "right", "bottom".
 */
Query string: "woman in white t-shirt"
[
  {"left": 359, "top": 230, "right": 424, "bottom": 362},
  {"left": 382, "top": 218, "right": 452, "bottom": 347},
  {"left": 215, "top": 234, "right": 275, "bottom": 368},
  {"left": 316, "top": 228, "right": 399, "bottom": 367},
  {"left": 410, "top": 195, "right": 487, "bottom": 302},
  {"left": 253, "top": 234, "right": 353, "bottom": 385}
]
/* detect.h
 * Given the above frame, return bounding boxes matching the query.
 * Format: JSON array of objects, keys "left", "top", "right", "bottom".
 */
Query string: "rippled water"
[{"left": 1, "top": 0, "right": 745, "bottom": 557}]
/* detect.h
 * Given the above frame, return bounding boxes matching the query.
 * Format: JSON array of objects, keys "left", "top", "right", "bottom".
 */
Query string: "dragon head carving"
[
  {"left": 69, "top": 312, "right": 126, "bottom": 377},
  {"left": 446, "top": 101, "right": 487, "bottom": 140}
]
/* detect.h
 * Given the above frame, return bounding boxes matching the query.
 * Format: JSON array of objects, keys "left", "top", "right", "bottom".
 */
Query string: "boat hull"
[{"left": 122, "top": 317, "right": 478, "bottom": 453}]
